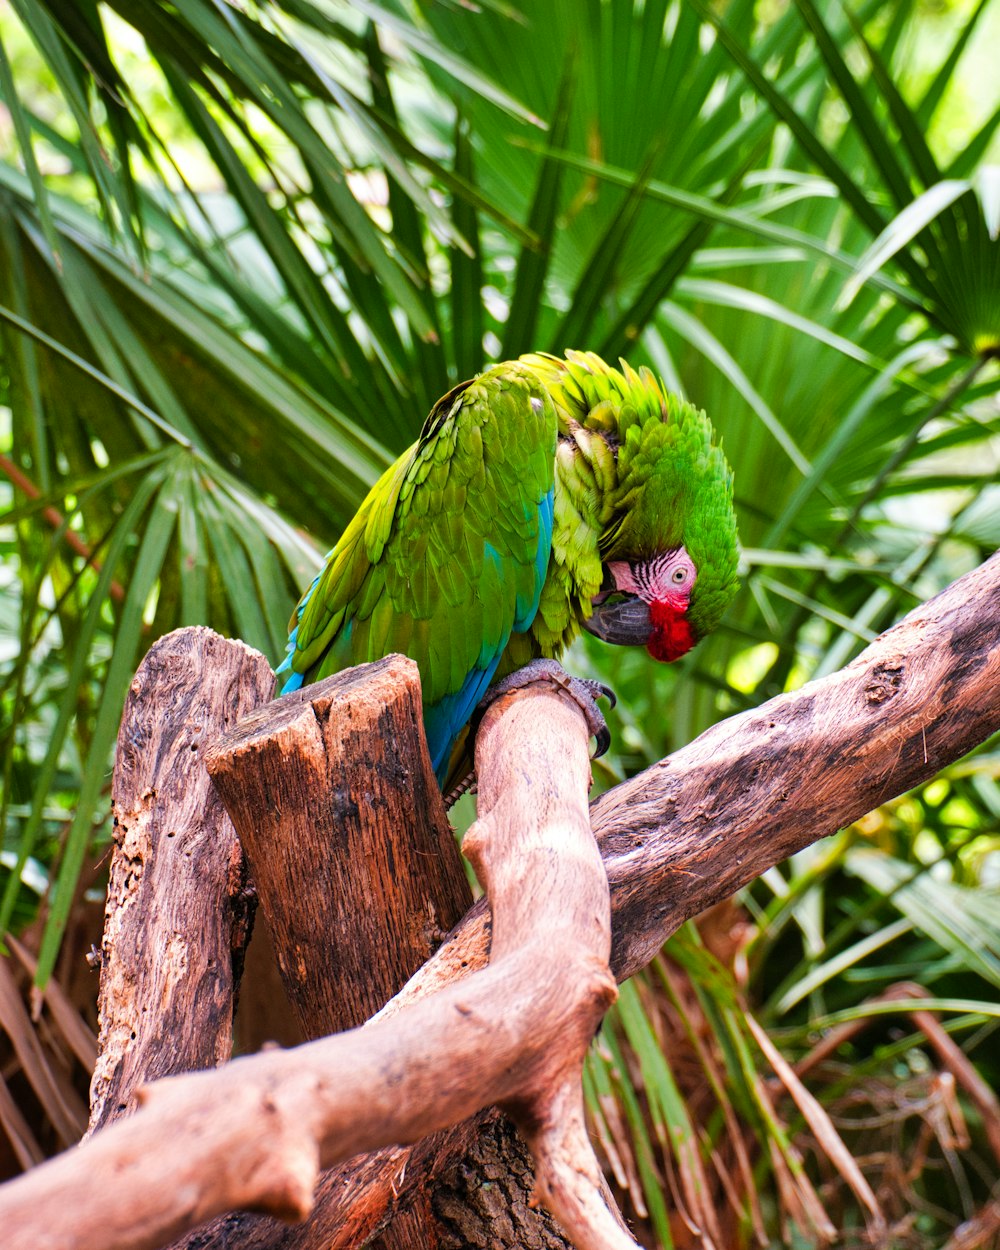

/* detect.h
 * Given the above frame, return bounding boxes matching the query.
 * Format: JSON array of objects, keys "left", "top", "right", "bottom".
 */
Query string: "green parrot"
[{"left": 277, "top": 350, "right": 739, "bottom": 786}]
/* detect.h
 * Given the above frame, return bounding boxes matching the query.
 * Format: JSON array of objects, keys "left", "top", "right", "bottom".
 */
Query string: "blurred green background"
[{"left": 0, "top": 1, "right": 998, "bottom": 1245}]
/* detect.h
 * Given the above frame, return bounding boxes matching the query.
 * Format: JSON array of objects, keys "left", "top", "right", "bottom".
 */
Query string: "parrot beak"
[{"left": 582, "top": 596, "right": 653, "bottom": 646}]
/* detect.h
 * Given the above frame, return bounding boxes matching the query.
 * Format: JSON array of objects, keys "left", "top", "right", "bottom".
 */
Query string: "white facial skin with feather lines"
[
  {"left": 603, "top": 547, "right": 696, "bottom": 611},
  {"left": 584, "top": 546, "right": 699, "bottom": 662}
]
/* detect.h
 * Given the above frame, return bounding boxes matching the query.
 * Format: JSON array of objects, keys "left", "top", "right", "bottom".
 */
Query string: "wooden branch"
[
  {"left": 326, "top": 546, "right": 1000, "bottom": 1239},
  {"left": 597, "top": 545, "right": 1000, "bottom": 979},
  {"left": 461, "top": 684, "right": 631, "bottom": 1249},
  {"left": 338, "top": 546, "right": 1000, "bottom": 1018},
  {"left": 89, "top": 627, "right": 274, "bottom": 1133},
  {"left": 2, "top": 551, "right": 998, "bottom": 1250}
]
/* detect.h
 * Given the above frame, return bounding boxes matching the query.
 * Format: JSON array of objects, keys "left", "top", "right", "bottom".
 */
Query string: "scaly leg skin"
[
  {"left": 477, "top": 658, "right": 616, "bottom": 759},
  {"left": 444, "top": 662, "right": 615, "bottom": 808}
]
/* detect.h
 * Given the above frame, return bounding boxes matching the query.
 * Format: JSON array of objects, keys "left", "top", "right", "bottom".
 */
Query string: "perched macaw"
[{"left": 277, "top": 350, "right": 739, "bottom": 787}]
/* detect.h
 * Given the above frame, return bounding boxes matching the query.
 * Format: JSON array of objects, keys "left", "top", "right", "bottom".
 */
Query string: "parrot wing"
[{"left": 278, "top": 362, "right": 557, "bottom": 778}]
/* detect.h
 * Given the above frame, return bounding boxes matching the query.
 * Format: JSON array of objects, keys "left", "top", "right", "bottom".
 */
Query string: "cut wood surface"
[
  {"left": 1, "top": 551, "right": 997, "bottom": 1250},
  {"left": 88, "top": 627, "right": 274, "bottom": 1133}
]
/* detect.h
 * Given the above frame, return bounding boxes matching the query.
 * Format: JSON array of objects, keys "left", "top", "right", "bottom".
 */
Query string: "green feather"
[
  {"left": 517, "top": 352, "right": 739, "bottom": 649},
  {"left": 287, "top": 360, "right": 559, "bottom": 715}
]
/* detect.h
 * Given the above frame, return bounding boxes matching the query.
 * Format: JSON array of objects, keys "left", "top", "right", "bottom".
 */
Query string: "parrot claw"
[{"left": 478, "top": 659, "right": 616, "bottom": 759}]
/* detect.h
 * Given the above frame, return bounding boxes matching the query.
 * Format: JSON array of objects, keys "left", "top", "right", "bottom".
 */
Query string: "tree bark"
[
  {"left": 88, "top": 627, "right": 274, "bottom": 1133},
  {"left": 1, "top": 550, "right": 998, "bottom": 1250}
]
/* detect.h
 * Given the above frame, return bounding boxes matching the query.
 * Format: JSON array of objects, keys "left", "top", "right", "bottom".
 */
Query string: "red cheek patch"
[{"left": 647, "top": 599, "right": 695, "bottom": 662}]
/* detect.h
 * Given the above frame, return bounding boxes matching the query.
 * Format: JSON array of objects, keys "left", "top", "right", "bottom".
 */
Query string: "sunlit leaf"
[{"left": 838, "top": 180, "right": 974, "bottom": 310}]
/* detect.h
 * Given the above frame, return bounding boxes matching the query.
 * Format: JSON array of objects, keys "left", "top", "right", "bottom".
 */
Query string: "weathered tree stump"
[
  {"left": 204, "top": 654, "right": 472, "bottom": 1037},
  {"left": 89, "top": 627, "right": 274, "bottom": 1133},
  {"left": 89, "top": 631, "right": 571, "bottom": 1250},
  {"left": 191, "top": 655, "right": 490, "bottom": 1250}
]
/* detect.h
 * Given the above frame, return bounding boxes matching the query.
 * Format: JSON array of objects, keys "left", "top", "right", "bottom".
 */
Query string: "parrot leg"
[{"left": 477, "top": 658, "right": 616, "bottom": 758}]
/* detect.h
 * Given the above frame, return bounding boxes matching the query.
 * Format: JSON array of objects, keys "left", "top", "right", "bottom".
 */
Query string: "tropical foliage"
[{"left": 1, "top": 0, "right": 999, "bottom": 1245}]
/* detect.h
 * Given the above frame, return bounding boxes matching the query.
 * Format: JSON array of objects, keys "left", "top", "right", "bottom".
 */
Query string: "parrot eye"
[{"left": 671, "top": 567, "right": 687, "bottom": 584}]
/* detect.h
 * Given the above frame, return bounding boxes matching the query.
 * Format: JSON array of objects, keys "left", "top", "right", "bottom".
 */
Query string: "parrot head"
[
  {"left": 582, "top": 547, "right": 700, "bottom": 661},
  {"left": 531, "top": 350, "right": 740, "bottom": 664}
]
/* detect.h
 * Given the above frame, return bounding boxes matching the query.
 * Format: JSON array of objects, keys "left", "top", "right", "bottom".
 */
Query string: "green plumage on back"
[{"left": 278, "top": 350, "right": 739, "bottom": 784}]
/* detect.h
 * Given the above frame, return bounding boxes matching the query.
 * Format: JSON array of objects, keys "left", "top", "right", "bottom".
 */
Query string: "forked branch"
[{"left": 0, "top": 551, "right": 997, "bottom": 1250}]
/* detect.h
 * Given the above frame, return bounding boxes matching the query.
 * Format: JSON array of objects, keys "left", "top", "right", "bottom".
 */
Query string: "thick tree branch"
[
  {"left": 0, "top": 551, "right": 997, "bottom": 1250},
  {"left": 598, "top": 545, "right": 999, "bottom": 978},
  {"left": 288, "top": 548, "right": 1000, "bottom": 1245},
  {"left": 461, "top": 684, "right": 631, "bottom": 1249},
  {"left": 376, "top": 548, "right": 1000, "bottom": 1002}
]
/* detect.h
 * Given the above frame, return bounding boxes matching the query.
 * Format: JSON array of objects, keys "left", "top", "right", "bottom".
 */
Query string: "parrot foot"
[{"left": 478, "top": 658, "right": 616, "bottom": 758}]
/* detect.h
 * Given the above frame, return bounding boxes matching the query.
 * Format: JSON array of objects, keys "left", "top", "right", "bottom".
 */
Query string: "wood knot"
[{"left": 864, "top": 660, "right": 905, "bottom": 706}]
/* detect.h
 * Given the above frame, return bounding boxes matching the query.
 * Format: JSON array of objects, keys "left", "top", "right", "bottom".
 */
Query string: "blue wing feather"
[
  {"left": 423, "top": 658, "right": 502, "bottom": 780},
  {"left": 275, "top": 564, "right": 326, "bottom": 694},
  {"left": 423, "top": 485, "right": 553, "bottom": 780},
  {"left": 517, "top": 487, "right": 553, "bottom": 631}
]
